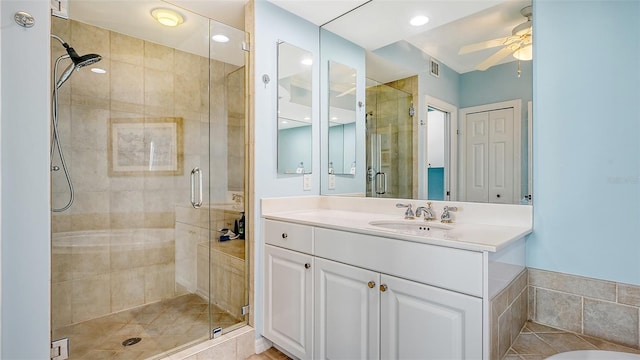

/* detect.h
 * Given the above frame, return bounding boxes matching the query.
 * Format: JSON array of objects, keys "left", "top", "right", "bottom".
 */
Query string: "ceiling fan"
[{"left": 458, "top": 5, "right": 533, "bottom": 71}]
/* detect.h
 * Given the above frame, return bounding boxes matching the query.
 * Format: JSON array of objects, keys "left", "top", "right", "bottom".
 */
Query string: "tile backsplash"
[{"left": 529, "top": 268, "right": 640, "bottom": 349}]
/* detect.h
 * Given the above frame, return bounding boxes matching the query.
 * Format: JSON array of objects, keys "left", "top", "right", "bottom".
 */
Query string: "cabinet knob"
[
  {"left": 304, "top": 263, "right": 311, "bottom": 269},
  {"left": 282, "top": 233, "right": 288, "bottom": 239},
  {"left": 380, "top": 284, "right": 388, "bottom": 292},
  {"left": 367, "top": 281, "right": 376, "bottom": 288},
  {"left": 496, "top": 194, "right": 501, "bottom": 198}
]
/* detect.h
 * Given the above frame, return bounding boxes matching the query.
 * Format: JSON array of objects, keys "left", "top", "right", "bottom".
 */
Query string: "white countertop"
[{"left": 263, "top": 208, "right": 532, "bottom": 253}]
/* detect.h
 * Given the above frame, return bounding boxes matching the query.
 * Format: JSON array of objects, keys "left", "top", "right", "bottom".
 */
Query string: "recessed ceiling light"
[
  {"left": 151, "top": 8, "right": 184, "bottom": 27},
  {"left": 281, "top": 120, "right": 288, "bottom": 124},
  {"left": 410, "top": 15, "right": 429, "bottom": 26},
  {"left": 331, "top": 117, "right": 338, "bottom": 120},
  {"left": 91, "top": 68, "right": 106, "bottom": 74},
  {"left": 212, "top": 34, "right": 229, "bottom": 43},
  {"left": 304, "top": 117, "right": 311, "bottom": 120},
  {"left": 301, "top": 58, "right": 313, "bottom": 66}
]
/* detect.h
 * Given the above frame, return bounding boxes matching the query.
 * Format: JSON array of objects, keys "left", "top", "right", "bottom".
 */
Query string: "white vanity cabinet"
[
  {"left": 263, "top": 220, "right": 314, "bottom": 360},
  {"left": 263, "top": 219, "right": 483, "bottom": 359},
  {"left": 380, "top": 274, "right": 482, "bottom": 359},
  {"left": 314, "top": 257, "right": 380, "bottom": 359}
]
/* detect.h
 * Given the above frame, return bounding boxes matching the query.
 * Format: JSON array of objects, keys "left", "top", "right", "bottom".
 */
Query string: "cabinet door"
[
  {"left": 314, "top": 258, "right": 380, "bottom": 360},
  {"left": 380, "top": 275, "right": 482, "bottom": 360},
  {"left": 264, "top": 245, "right": 313, "bottom": 359}
]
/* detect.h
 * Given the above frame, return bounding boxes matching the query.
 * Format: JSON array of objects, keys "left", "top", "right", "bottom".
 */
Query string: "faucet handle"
[{"left": 396, "top": 203, "right": 415, "bottom": 219}]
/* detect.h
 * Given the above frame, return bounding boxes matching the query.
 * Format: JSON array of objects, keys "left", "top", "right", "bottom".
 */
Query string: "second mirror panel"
[{"left": 328, "top": 61, "right": 357, "bottom": 175}]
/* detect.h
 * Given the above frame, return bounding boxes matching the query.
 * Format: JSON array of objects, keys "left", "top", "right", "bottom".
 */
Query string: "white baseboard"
[{"left": 254, "top": 336, "right": 272, "bottom": 354}]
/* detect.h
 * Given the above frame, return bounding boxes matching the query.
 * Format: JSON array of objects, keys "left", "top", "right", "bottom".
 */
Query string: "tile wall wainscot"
[
  {"left": 490, "top": 269, "right": 529, "bottom": 360},
  {"left": 529, "top": 268, "right": 640, "bottom": 350}
]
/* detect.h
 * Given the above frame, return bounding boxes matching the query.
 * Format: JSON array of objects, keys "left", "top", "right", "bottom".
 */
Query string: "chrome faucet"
[
  {"left": 415, "top": 202, "right": 437, "bottom": 221},
  {"left": 396, "top": 203, "right": 415, "bottom": 219},
  {"left": 441, "top": 205, "right": 458, "bottom": 223}
]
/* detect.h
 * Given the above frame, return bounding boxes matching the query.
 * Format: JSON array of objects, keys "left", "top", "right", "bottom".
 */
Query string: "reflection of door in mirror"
[
  {"left": 460, "top": 100, "right": 522, "bottom": 204},
  {"left": 426, "top": 107, "right": 449, "bottom": 201},
  {"left": 277, "top": 41, "right": 313, "bottom": 175},
  {"left": 365, "top": 78, "right": 415, "bottom": 198}
]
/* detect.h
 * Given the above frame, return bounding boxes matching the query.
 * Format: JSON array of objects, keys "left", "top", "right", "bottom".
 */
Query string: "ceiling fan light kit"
[{"left": 458, "top": 5, "right": 533, "bottom": 72}]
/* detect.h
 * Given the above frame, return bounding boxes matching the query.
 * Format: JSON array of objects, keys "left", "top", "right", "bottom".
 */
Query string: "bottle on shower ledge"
[{"left": 296, "top": 161, "right": 304, "bottom": 174}]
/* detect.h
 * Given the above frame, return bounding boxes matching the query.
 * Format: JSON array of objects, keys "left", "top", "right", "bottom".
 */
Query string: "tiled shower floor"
[{"left": 52, "top": 294, "right": 240, "bottom": 360}]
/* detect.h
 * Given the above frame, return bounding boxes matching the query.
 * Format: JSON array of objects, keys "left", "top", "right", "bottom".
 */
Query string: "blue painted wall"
[
  {"left": 1, "top": 1, "right": 52, "bottom": 358},
  {"left": 427, "top": 167, "right": 445, "bottom": 200},
  {"left": 528, "top": 0, "right": 640, "bottom": 285}
]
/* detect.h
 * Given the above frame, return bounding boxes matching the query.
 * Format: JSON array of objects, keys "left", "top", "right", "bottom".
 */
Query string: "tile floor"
[
  {"left": 506, "top": 321, "right": 640, "bottom": 360},
  {"left": 52, "top": 294, "right": 240, "bottom": 360},
  {"left": 248, "top": 321, "right": 640, "bottom": 360}
]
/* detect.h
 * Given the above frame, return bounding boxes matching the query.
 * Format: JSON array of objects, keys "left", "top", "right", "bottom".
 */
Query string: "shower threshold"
[{"left": 52, "top": 294, "right": 241, "bottom": 359}]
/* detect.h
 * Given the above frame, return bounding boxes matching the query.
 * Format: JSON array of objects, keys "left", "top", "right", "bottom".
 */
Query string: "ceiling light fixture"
[
  {"left": 212, "top": 34, "right": 229, "bottom": 43},
  {"left": 151, "top": 8, "right": 184, "bottom": 27},
  {"left": 513, "top": 44, "right": 533, "bottom": 61},
  {"left": 410, "top": 15, "right": 429, "bottom": 26}
]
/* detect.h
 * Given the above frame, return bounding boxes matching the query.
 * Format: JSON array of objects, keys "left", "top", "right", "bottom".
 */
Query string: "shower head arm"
[{"left": 51, "top": 34, "right": 67, "bottom": 47}]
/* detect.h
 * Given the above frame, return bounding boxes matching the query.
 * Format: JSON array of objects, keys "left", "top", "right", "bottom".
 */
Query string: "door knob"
[
  {"left": 367, "top": 281, "right": 376, "bottom": 288},
  {"left": 380, "top": 284, "right": 388, "bottom": 292},
  {"left": 304, "top": 263, "right": 311, "bottom": 269},
  {"left": 282, "top": 233, "right": 288, "bottom": 239}
]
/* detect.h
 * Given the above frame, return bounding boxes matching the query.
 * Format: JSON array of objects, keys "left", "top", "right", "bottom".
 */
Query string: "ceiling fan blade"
[
  {"left": 458, "top": 36, "right": 511, "bottom": 55},
  {"left": 476, "top": 46, "right": 515, "bottom": 71}
]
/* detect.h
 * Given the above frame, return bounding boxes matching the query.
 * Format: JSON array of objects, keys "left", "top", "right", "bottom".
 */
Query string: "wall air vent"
[{"left": 430, "top": 58, "right": 440, "bottom": 78}]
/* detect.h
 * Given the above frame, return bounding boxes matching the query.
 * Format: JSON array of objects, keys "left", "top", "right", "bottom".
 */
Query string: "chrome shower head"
[{"left": 51, "top": 34, "right": 102, "bottom": 89}]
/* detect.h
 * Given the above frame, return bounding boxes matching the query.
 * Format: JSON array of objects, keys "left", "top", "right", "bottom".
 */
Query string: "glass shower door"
[
  {"left": 205, "top": 19, "right": 248, "bottom": 336},
  {"left": 50, "top": 4, "right": 248, "bottom": 359}
]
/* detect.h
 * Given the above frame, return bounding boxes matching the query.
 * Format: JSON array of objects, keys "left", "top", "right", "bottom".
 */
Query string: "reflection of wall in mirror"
[
  {"left": 278, "top": 126, "right": 312, "bottom": 174},
  {"left": 328, "top": 123, "right": 355, "bottom": 174}
]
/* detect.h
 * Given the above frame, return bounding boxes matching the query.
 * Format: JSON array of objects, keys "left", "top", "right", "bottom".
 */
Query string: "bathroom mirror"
[
  {"left": 328, "top": 61, "right": 357, "bottom": 175},
  {"left": 319, "top": 0, "right": 533, "bottom": 204},
  {"left": 277, "top": 41, "right": 313, "bottom": 175}
]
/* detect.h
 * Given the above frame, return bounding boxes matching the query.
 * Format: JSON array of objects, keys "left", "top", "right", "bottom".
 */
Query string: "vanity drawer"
[
  {"left": 264, "top": 219, "right": 313, "bottom": 254},
  {"left": 314, "top": 227, "right": 483, "bottom": 297}
]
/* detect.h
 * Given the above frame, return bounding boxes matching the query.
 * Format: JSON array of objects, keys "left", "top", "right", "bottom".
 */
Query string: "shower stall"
[
  {"left": 50, "top": 5, "right": 248, "bottom": 359},
  {"left": 365, "top": 77, "right": 416, "bottom": 199}
]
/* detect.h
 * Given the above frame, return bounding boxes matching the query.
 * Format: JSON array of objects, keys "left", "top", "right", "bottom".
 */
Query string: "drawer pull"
[
  {"left": 282, "top": 233, "right": 288, "bottom": 239},
  {"left": 380, "top": 284, "right": 388, "bottom": 292},
  {"left": 304, "top": 263, "right": 311, "bottom": 269},
  {"left": 367, "top": 281, "right": 376, "bottom": 288}
]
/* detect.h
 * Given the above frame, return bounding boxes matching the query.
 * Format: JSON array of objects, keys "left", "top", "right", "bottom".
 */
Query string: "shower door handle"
[
  {"left": 190, "top": 167, "right": 203, "bottom": 209},
  {"left": 375, "top": 172, "right": 386, "bottom": 195}
]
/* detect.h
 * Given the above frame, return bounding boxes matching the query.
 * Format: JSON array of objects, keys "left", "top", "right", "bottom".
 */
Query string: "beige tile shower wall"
[
  {"left": 529, "top": 268, "right": 640, "bottom": 350},
  {"left": 490, "top": 269, "right": 528, "bottom": 360},
  {"left": 51, "top": 17, "right": 242, "bottom": 233}
]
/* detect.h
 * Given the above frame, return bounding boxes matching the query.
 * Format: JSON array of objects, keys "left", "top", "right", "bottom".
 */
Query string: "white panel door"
[
  {"left": 264, "top": 245, "right": 313, "bottom": 359},
  {"left": 488, "top": 108, "right": 515, "bottom": 204},
  {"left": 380, "top": 275, "right": 483, "bottom": 360},
  {"left": 465, "top": 111, "right": 489, "bottom": 202},
  {"left": 314, "top": 257, "right": 380, "bottom": 360}
]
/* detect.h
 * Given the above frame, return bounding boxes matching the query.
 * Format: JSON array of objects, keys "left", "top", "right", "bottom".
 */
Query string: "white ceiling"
[{"left": 66, "top": 0, "right": 532, "bottom": 75}]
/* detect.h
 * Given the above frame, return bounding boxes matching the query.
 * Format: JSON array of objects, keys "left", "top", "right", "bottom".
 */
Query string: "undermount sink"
[{"left": 368, "top": 219, "right": 453, "bottom": 233}]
